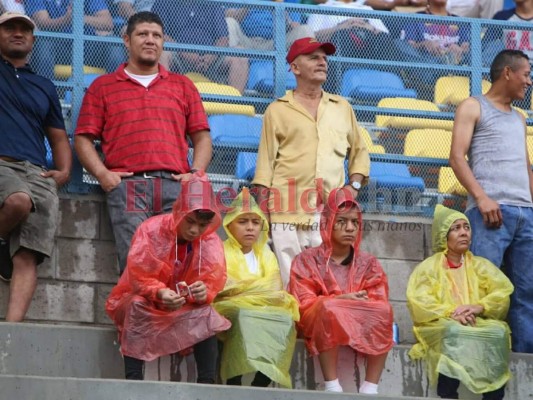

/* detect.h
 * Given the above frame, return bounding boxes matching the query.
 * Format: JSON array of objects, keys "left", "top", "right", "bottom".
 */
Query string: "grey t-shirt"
[{"left": 466, "top": 95, "right": 533, "bottom": 210}]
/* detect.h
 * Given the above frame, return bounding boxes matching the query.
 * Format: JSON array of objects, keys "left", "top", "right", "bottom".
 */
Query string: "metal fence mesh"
[{"left": 31, "top": 0, "right": 531, "bottom": 216}]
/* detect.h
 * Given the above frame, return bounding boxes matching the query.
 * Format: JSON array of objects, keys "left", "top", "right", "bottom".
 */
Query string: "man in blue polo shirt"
[
  {"left": 25, "top": 0, "right": 116, "bottom": 79},
  {"left": 152, "top": 0, "right": 248, "bottom": 93},
  {"left": 0, "top": 12, "right": 71, "bottom": 321}
]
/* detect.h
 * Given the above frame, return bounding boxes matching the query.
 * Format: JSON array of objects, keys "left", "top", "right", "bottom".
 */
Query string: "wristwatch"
[
  {"left": 189, "top": 168, "right": 199, "bottom": 174},
  {"left": 349, "top": 181, "right": 362, "bottom": 191}
]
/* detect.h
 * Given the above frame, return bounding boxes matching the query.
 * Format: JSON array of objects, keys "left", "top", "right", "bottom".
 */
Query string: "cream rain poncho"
[
  {"left": 214, "top": 189, "right": 300, "bottom": 388},
  {"left": 406, "top": 205, "right": 514, "bottom": 393}
]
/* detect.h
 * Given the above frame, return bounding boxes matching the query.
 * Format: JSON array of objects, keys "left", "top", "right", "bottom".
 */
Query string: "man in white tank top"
[{"left": 450, "top": 49, "right": 533, "bottom": 354}]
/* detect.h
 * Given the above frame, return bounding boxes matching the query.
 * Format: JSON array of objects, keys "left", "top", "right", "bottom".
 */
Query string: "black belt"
[{"left": 129, "top": 170, "right": 178, "bottom": 179}]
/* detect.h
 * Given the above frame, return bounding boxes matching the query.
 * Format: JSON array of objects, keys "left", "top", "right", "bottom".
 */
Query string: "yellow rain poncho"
[
  {"left": 214, "top": 188, "right": 300, "bottom": 388},
  {"left": 406, "top": 205, "right": 514, "bottom": 394}
]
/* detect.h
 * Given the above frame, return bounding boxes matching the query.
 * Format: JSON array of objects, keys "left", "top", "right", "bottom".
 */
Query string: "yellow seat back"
[
  {"left": 54, "top": 65, "right": 106, "bottom": 79},
  {"left": 404, "top": 129, "right": 452, "bottom": 159},
  {"left": 375, "top": 97, "right": 452, "bottom": 130},
  {"left": 434, "top": 76, "right": 491, "bottom": 106},
  {"left": 194, "top": 82, "right": 255, "bottom": 116},
  {"left": 438, "top": 167, "right": 467, "bottom": 196},
  {"left": 359, "top": 126, "right": 385, "bottom": 154}
]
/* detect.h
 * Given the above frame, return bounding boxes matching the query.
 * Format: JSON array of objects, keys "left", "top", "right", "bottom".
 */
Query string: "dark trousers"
[
  {"left": 437, "top": 374, "right": 505, "bottom": 400},
  {"left": 124, "top": 336, "right": 218, "bottom": 383},
  {"left": 226, "top": 371, "right": 272, "bottom": 387}
]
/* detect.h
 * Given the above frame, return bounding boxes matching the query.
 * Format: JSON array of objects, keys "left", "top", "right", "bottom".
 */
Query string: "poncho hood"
[
  {"left": 432, "top": 204, "right": 469, "bottom": 254},
  {"left": 172, "top": 171, "right": 222, "bottom": 236},
  {"left": 320, "top": 188, "right": 363, "bottom": 261},
  {"left": 223, "top": 187, "right": 269, "bottom": 251}
]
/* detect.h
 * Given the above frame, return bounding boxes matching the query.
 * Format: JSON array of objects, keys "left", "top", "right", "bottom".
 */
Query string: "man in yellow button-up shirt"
[{"left": 252, "top": 37, "right": 370, "bottom": 287}]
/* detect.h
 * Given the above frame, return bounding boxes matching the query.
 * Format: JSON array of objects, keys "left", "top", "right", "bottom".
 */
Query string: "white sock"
[
  {"left": 324, "top": 378, "right": 343, "bottom": 392},
  {"left": 359, "top": 381, "right": 379, "bottom": 394}
]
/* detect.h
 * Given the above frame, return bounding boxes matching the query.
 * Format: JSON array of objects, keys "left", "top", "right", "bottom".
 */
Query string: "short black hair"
[
  {"left": 490, "top": 49, "right": 529, "bottom": 82},
  {"left": 126, "top": 11, "right": 163, "bottom": 36},
  {"left": 194, "top": 209, "right": 216, "bottom": 222}
]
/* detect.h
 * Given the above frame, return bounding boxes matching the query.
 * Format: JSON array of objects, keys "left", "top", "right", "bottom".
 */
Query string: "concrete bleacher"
[
  {"left": 1, "top": 195, "right": 532, "bottom": 398},
  {"left": 0, "top": 322, "right": 531, "bottom": 399}
]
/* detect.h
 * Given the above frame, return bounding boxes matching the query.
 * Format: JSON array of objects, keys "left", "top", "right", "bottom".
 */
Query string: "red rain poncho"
[
  {"left": 105, "top": 172, "right": 231, "bottom": 361},
  {"left": 288, "top": 190, "right": 394, "bottom": 356}
]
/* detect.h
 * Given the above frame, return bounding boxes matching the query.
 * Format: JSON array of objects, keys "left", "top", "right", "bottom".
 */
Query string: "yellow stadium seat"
[
  {"left": 185, "top": 72, "right": 212, "bottom": 83},
  {"left": 360, "top": 126, "right": 385, "bottom": 154},
  {"left": 375, "top": 97, "right": 453, "bottom": 130},
  {"left": 512, "top": 106, "right": 533, "bottom": 135},
  {"left": 434, "top": 76, "right": 491, "bottom": 107},
  {"left": 438, "top": 167, "right": 467, "bottom": 196},
  {"left": 54, "top": 65, "right": 106, "bottom": 79},
  {"left": 403, "top": 129, "right": 466, "bottom": 197},
  {"left": 404, "top": 129, "right": 452, "bottom": 159},
  {"left": 194, "top": 82, "right": 242, "bottom": 96},
  {"left": 194, "top": 82, "right": 255, "bottom": 116},
  {"left": 527, "top": 136, "right": 533, "bottom": 159}
]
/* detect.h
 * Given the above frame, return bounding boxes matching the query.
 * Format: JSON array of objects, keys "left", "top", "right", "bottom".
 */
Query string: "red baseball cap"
[{"left": 286, "top": 37, "right": 336, "bottom": 64}]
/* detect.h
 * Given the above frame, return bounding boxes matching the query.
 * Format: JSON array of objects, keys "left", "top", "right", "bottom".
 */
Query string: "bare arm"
[
  {"left": 32, "top": 7, "right": 72, "bottom": 31},
  {"left": 43, "top": 127, "right": 72, "bottom": 187},
  {"left": 116, "top": 1, "right": 136, "bottom": 20},
  {"left": 524, "top": 124, "right": 533, "bottom": 200},
  {"left": 225, "top": 8, "right": 248, "bottom": 21},
  {"left": 450, "top": 97, "right": 502, "bottom": 227},
  {"left": 189, "top": 130, "right": 212, "bottom": 172},
  {"left": 364, "top": 0, "right": 396, "bottom": 11},
  {"left": 74, "top": 134, "right": 132, "bottom": 192},
  {"left": 84, "top": 9, "right": 113, "bottom": 31}
]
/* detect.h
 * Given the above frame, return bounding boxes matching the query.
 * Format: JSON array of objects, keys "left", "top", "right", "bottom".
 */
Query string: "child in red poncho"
[
  {"left": 105, "top": 172, "right": 231, "bottom": 381},
  {"left": 289, "top": 189, "right": 393, "bottom": 395}
]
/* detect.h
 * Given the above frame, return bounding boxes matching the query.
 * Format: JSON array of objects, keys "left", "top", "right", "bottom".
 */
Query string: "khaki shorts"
[{"left": 0, "top": 160, "right": 59, "bottom": 263}]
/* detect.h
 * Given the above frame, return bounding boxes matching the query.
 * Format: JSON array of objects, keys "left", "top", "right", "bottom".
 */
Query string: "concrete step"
[
  {"left": 1, "top": 322, "right": 532, "bottom": 399},
  {"left": 0, "top": 375, "right": 439, "bottom": 400}
]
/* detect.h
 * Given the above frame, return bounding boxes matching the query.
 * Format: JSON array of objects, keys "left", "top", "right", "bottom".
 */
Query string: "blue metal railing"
[{"left": 43, "top": 0, "right": 530, "bottom": 212}]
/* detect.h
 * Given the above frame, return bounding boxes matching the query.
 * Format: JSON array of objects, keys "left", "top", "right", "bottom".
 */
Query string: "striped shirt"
[{"left": 75, "top": 63, "right": 209, "bottom": 173}]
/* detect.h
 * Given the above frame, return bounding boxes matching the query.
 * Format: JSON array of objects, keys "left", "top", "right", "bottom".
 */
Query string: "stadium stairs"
[{"left": 1, "top": 322, "right": 532, "bottom": 399}]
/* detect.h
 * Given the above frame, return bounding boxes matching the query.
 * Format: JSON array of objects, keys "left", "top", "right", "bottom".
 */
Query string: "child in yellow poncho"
[
  {"left": 406, "top": 205, "right": 514, "bottom": 399},
  {"left": 214, "top": 188, "right": 300, "bottom": 388}
]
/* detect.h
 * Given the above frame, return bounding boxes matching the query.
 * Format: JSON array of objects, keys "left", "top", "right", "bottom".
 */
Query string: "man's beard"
[
  {"left": 4, "top": 49, "right": 29, "bottom": 60},
  {"left": 138, "top": 57, "right": 158, "bottom": 67}
]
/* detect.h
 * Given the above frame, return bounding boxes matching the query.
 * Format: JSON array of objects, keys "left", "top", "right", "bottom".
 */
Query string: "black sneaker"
[{"left": 0, "top": 239, "right": 13, "bottom": 282}]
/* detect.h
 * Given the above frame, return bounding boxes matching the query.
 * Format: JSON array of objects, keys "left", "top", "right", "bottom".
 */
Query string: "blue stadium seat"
[
  {"left": 348, "top": 161, "right": 425, "bottom": 212},
  {"left": 369, "top": 161, "right": 425, "bottom": 192},
  {"left": 247, "top": 60, "right": 297, "bottom": 94},
  {"left": 340, "top": 69, "right": 417, "bottom": 102},
  {"left": 235, "top": 152, "right": 258, "bottom": 180},
  {"left": 503, "top": 0, "right": 515, "bottom": 9},
  {"left": 64, "top": 73, "right": 103, "bottom": 105},
  {"left": 45, "top": 138, "right": 54, "bottom": 169},
  {"left": 208, "top": 114, "right": 262, "bottom": 148}
]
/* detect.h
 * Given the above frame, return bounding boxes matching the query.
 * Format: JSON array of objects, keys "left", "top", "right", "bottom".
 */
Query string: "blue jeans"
[
  {"left": 106, "top": 176, "right": 181, "bottom": 274},
  {"left": 466, "top": 205, "right": 533, "bottom": 353}
]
